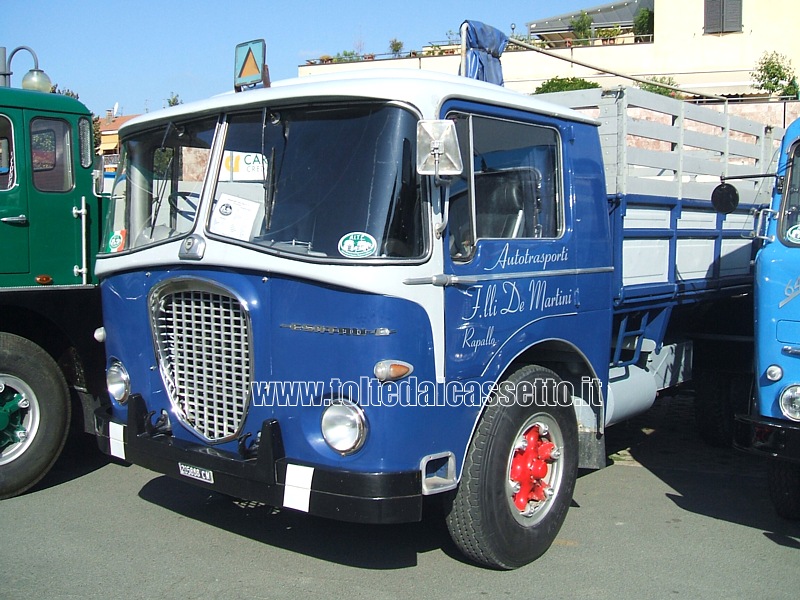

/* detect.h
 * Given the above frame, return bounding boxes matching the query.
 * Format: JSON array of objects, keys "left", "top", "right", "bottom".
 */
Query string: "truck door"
[
  {"left": 0, "top": 110, "right": 29, "bottom": 275},
  {"left": 443, "top": 111, "right": 577, "bottom": 382},
  {"left": 24, "top": 113, "right": 82, "bottom": 283}
]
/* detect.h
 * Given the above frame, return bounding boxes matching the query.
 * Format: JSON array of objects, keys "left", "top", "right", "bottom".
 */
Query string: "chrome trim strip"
[{"left": 403, "top": 266, "right": 614, "bottom": 286}]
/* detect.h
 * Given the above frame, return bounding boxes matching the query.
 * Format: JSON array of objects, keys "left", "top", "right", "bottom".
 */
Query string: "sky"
[{"left": 3, "top": 0, "right": 589, "bottom": 117}]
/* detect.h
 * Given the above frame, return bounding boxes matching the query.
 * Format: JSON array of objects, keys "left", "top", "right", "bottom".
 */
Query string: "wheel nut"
[
  {"left": 16, "top": 430, "right": 28, "bottom": 442},
  {"left": 18, "top": 398, "right": 30, "bottom": 409},
  {"left": 536, "top": 422, "right": 549, "bottom": 436}
]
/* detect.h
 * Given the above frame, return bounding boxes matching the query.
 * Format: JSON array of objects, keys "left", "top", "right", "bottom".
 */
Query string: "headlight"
[
  {"left": 106, "top": 360, "right": 131, "bottom": 405},
  {"left": 321, "top": 400, "right": 367, "bottom": 455},
  {"left": 779, "top": 385, "right": 800, "bottom": 421}
]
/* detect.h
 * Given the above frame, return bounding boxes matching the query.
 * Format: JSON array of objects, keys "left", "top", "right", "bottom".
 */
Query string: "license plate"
[{"left": 178, "top": 462, "right": 215, "bottom": 484}]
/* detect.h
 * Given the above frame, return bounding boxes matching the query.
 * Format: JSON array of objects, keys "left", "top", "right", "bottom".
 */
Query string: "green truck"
[{"left": 0, "top": 85, "right": 106, "bottom": 498}]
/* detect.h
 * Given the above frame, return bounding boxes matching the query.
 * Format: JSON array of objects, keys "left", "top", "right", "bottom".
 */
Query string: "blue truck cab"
[
  {"left": 93, "top": 70, "right": 777, "bottom": 568},
  {"left": 733, "top": 117, "right": 800, "bottom": 518}
]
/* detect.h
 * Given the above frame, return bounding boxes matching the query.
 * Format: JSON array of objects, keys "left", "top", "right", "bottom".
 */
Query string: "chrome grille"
[{"left": 150, "top": 281, "right": 251, "bottom": 441}]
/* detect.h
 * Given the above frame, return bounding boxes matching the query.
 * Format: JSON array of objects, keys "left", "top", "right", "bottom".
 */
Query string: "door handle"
[{"left": 0, "top": 214, "right": 28, "bottom": 224}]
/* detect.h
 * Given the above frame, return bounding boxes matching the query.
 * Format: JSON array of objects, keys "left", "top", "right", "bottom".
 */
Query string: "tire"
[
  {"left": 694, "top": 370, "right": 751, "bottom": 448},
  {"left": 445, "top": 365, "right": 578, "bottom": 569},
  {"left": 768, "top": 460, "right": 800, "bottom": 520},
  {"left": 0, "top": 333, "right": 70, "bottom": 499}
]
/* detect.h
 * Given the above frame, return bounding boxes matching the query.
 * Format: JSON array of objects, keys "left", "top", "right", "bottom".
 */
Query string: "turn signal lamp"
[
  {"left": 374, "top": 360, "right": 414, "bottom": 382},
  {"left": 766, "top": 365, "right": 784, "bottom": 382}
]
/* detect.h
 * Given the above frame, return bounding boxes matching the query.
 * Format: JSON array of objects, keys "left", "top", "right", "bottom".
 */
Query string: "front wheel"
[
  {"left": 445, "top": 365, "right": 578, "bottom": 569},
  {"left": 0, "top": 333, "right": 70, "bottom": 499},
  {"left": 768, "top": 460, "right": 800, "bottom": 520},
  {"left": 694, "top": 370, "right": 752, "bottom": 447}
]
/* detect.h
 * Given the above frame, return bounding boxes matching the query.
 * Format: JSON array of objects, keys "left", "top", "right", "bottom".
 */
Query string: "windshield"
[
  {"left": 101, "top": 117, "right": 217, "bottom": 253},
  {"left": 209, "top": 103, "right": 425, "bottom": 260},
  {"left": 781, "top": 141, "right": 800, "bottom": 245}
]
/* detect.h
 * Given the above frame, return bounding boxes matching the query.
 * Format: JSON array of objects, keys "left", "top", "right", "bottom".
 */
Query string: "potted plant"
[{"left": 598, "top": 25, "right": 622, "bottom": 45}]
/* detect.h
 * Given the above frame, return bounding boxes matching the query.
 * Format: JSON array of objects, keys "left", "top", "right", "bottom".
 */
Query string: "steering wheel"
[{"left": 167, "top": 191, "right": 198, "bottom": 222}]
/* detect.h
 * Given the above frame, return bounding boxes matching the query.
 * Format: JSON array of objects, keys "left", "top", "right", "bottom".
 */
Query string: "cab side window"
[
  {"left": 31, "top": 118, "right": 73, "bottom": 192},
  {"left": 781, "top": 143, "right": 800, "bottom": 243},
  {"left": 448, "top": 113, "right": 562, "bottom": 259},
  {"left": 0, "top": 116, "right": 13, "bottom": 191}
]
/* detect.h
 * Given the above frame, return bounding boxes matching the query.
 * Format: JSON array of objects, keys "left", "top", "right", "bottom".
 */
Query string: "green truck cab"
[{"left": 0, "top": 86, "right": 106, "bottom": 498}]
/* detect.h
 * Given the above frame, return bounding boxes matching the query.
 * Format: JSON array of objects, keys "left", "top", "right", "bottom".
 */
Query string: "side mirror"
[
  {"left": 416, "top": 120, "right": 463, "bottom": 178},
  {"left": 711, "top": 182, "right": 739, "bottom": 214},
  {"left": 93, "top": 155, "right": 104, "bottom": 196}
]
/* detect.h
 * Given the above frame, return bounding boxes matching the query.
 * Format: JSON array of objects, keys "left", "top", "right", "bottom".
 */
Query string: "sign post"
[{"left": 234, "top": 39, "right": 269, "bottom": 91}]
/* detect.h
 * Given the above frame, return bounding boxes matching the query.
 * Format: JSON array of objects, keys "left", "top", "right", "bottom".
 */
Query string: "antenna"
[{"left": 112, "top": 102, "right": 119, "bottom": 117}]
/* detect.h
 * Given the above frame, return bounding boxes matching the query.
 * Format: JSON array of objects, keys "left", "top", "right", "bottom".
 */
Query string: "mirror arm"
[
  {"left": 720, "top": 172, "right": 778, "bottom": 182},
  {"left": 434, "top": 159, "right": 450, "bottom": 238}
]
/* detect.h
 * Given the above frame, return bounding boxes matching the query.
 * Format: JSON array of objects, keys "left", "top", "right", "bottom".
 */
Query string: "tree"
[
  {"left": 633, "top": 8, "right": 654, "bottom": 42},
  {"left": 50, "top": 84, "right": 79, "bottom": 99},
  {"left": 636, "top": 75, "right": 683, "bottom": 98},
  {"left": 534, "top": 77, "right": 600, "bottom": 94},
  {"left": 752, "top": 51, "right": 799, "bottom": 98},
  {"left": 333, "top": 50, "right": 361, "bottom": 63},
  {"left": 389, "top": 38, "right": 404, "bottom": 58},
  {"left": 92, "top": 115, "right": 101, "bottom": 150},
  {"left": 570, "top": 11, "right": 593, "bottom": 45}
]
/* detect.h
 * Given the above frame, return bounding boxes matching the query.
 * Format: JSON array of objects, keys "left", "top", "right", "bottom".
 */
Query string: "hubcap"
[
  {"left": 0, "top": 375, "right": 40, "bottom": 465},
  {"left": 506, "top": 414, "right": 563, "bottom": 526}
]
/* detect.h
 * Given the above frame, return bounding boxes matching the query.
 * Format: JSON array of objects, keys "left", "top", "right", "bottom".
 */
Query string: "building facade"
[{"left": 298, "top": 0, "right": 799, "bottom": 100}]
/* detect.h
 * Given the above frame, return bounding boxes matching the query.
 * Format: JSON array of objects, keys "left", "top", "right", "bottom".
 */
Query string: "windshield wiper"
[{"left": 149, "top": 122, "right": 178, "bottom": 238}]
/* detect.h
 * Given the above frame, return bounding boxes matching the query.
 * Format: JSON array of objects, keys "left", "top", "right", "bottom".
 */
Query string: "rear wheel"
[
  {"left": 445, "top": 365, "right": 578, "bottom": 569},
  {"left": 0, "top": 333, "right": 70, "bottom": 499}
]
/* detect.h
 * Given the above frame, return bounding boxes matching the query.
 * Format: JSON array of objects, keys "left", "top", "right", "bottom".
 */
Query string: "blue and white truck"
[{"left": 92, "top": 65, "right": 778, "bottom": 568}]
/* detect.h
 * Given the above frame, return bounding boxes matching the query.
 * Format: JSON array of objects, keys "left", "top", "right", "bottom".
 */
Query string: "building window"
[{"left": 705, "top": 0, "right": 743, "bottom": 34}]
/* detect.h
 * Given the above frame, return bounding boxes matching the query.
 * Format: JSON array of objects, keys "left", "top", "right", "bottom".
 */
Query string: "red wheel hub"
[{"left": 509, "top": 423, "right": 557, "bottom": 512}]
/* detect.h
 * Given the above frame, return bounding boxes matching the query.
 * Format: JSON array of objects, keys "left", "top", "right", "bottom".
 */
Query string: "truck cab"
[
  {"left": 0, "top": 86, "right": 106, "bottom": 498},
  {"left": 735, "top": 117, "right": 800, "bottom": 518}
]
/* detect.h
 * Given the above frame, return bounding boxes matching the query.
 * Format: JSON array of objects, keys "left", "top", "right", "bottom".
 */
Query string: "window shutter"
[
  {"left": 705, "top": 0, "right": 723, "bottom": 34},
  {"left": 723, "top": 0, "right": 743, "bottom": 33}
]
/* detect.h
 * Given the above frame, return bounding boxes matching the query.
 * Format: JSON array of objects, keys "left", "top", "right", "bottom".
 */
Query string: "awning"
[{"left": 98, "top": 141, "right": 118, "bottom": 152}]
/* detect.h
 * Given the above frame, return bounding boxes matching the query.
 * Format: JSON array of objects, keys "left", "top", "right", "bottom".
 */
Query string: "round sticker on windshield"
[
  {"left": 788, "top": 225, "right": 800, "bottom": 243},
  {"left": 338, "top": 232, "right": 377, "bottom": 258}
]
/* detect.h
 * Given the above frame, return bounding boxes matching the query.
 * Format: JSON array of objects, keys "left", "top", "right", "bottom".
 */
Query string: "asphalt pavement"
[{"left": 2, "top": 391, "right": 799, "bottom": 600}]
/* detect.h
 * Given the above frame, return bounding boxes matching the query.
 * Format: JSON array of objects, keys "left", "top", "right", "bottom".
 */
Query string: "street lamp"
[{"left": 0, "top": 45, "right": 52, "bottom": 92}]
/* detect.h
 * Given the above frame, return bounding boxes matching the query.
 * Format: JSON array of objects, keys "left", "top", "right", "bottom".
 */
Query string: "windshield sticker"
[
  {"left": 338, "top": 232, "right": 377, "bottom": 258},
  {"left": 787, "top": 225, "right": 800, "bottom": 244},
  {"left": 106, "top": 229, "right": 126, "bottom": 253},
  {"left": 209, "top": 193, "right": 260, "bottom": 241}
]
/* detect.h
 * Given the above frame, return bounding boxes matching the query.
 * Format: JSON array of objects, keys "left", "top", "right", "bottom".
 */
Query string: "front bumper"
[
  {"left": 95, "top": 395, "right": 423, "bottom": 524},
  {"left": 734, "top": 414, "right": 800, "bottom": 464}
]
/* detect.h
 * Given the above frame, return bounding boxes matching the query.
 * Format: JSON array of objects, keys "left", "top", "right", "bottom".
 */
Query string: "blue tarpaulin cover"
[{"left": 460, "top": 20, "right": 508, "bottom": 86}]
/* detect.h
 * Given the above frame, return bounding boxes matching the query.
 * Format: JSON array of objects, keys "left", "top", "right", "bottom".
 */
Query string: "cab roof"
[
  {"left": 120, "top": 69, "right": 599, "bottom": 136},
  {"left": 0, "top": 86, "right": 91, "bottom": 115}
]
